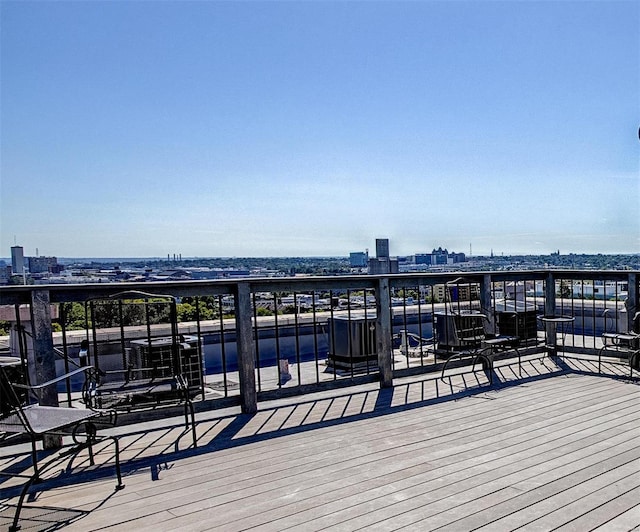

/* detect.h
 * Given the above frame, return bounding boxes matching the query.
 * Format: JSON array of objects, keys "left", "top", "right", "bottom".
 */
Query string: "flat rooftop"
[{"left": 1, "top": 357, "right": 639, "bottom": 531}]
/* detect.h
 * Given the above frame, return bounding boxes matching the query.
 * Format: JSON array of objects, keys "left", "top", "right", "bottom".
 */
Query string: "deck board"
[{"left": 1, "top": 365, "right": 639, "bottom": 531}]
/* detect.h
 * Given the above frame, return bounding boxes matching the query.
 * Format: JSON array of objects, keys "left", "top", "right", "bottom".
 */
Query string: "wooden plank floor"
[{"left": 1, "top": 357, "right": 639, "bottom": 531}]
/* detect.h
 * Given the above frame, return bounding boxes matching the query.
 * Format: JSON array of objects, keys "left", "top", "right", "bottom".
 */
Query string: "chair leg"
[
  {"left": 183, "top": 400, "right": 197, "bottom": 448},
  {"left": 86, "top": 423, "right": 97, "bottom": 466},
  {"left": 630, "top": 350, "right": 640, "bottom": 379},
  {"left": 9, "top": 429, "right": 124, "bottom": 531},
  {"left": 189, "top": 403, "right": 197, "bottom": 448},
  {"left": 471, "top": 349, "right": 493, "bottom": 385},
  {"left": 598, "top": 345, "right": 605, "bottom": 374},
  {"left": 109, "top": 435, "right": 125, "bottom": 491},
  {"left": 440, "top": 352, "right": 464, "bottom": 381},
  {"left": 29, "top": 437, "right": 39, "bottom": 481},
  {"left": 10, "top": 440, "right": 55, "bottom": 532},
  {"left": 10, "top": 472, "right": 38, "bottom": 532},
  {"left": 183, "top": 400, "right": 189, "bottom": 429}
]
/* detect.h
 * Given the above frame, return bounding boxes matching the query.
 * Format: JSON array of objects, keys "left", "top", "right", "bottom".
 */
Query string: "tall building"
[
  {"left": 369, "top": 238, "right": 398, "bottom": 274},
  {"left": 349, "top": 251, "right": 368, "bottom": 268},
  {"left": 376, "top": 239, "right": 390, "bottom": 259},
  {"left": 429, "top": 247, "right": 467, "bottom": 265},
  {"left": 415, "top": 253, "right": 432, "bottom": 265},
  {"left": 11, "top": 246, "right": 24, "bottom": 274},
  {"left": 432, "top": 247, "right": 449, "bottom": 265},
  {"left": 28, "top": 256, "right": 61, "bottom": 274},
  {"left": 0, "top": 262, "right": 10, "bottom": 284}
]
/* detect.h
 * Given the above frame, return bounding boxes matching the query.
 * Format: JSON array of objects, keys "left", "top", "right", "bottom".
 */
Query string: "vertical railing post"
[
  {"left": 545, "top": 272, "right": 556, "bottom": 350},
  {"left": 235, "top": 282, "right": 257, "bottom": 415},
  {"left": 626, "top": 272, "right": 638, "bottom": 333},
  {"left": 376, "top": 277, "right": 393, "bottom": 388},
  {"left": 30, "top": 289, "right": 57, "bottom": 406},
  {"left": 480, "top": 274, "right": 494, "bottom": 334},
  {"left": 31, "top": 289, "right": 62, "bottom": 448}
]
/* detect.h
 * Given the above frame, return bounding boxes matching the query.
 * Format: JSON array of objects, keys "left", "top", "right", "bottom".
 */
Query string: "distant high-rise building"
[
  {"left": 432, "top": 247, "right": 449, "bottom": 265},
  {"left": 11, "top": 246, "right": 24, "bottom": 274},
  {"left": 28, "top": 255, "right": 61, "bottom": 274},
  {"left": 349, "top": 251, "right": 369, "bottom": 268},
  {"left": 0, "top": 262, "right": 10, "bottom": 284},
  {"left": 450, "top": 252, "right": 467, "bottom": 263},
  {"left": 376, "top": 239, "right": 390, "bottom": 259},
  {"left": 415, "top": 253, "right": 432, "bottom": 265},
  {"left": 369, "top": 238, "right": 398, "bottom": 274},
  {"left": 369, "top": 258, "right": 399, "bottom": 274},
  {"left": 429, "top": 247, "right": 467, "bottom": 265}
]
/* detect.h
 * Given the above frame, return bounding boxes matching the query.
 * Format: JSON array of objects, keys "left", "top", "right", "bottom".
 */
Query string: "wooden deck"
[{"left": 1, "top": 355, "right": 639, "bottom": 531}]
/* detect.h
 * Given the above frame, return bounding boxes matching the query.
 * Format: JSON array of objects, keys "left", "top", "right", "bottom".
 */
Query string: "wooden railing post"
[
  {"left": 376, "top": 277, "right": 393, "bottom": 388},
  {"left": 235, "top": 282, "right": 257, "bottom": 414},
  {"left": 30, "top": 289, "right": 57, "bottom": 406},
  {"left": 626, "top": 272, "right": 638, "bottom": 332},
  {"left": 479, "top": 274, "right": 494, "bottom": 334},
  {"left": 31, "top": 289, "right": 62, "bottom": 448},
  {"left": 544, "top": 272, "right": 557, "bottom": 349}
]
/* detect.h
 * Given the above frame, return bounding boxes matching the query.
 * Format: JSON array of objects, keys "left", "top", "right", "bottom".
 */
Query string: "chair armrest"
[{"left": 12, "top": 365, "right": 95, "bottom": 390}]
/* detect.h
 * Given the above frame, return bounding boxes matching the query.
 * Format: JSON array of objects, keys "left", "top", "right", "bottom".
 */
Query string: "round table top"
[
  {"left": 540, "top": 316, "right": 575, "bottom": 323},
  {"left": 0, "top": 356, "right": 23, "bottom": 367}
]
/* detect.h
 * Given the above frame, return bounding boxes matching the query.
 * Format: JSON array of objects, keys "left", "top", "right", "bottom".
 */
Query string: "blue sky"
[{"left": 1, "top": 1, "right": 638, "bottom": 258}]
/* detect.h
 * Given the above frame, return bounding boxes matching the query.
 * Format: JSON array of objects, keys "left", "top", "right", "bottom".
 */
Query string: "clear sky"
[{"left": 1, "top": 0, "right": 638, "bottom": 259}]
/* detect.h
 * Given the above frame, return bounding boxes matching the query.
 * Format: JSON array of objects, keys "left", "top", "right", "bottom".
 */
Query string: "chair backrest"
[
  {"left": 0, "top": 360, "right": 28, "bottom": 409},
  {"left": 86, "top": 291, "right": 181, "bottom": 380},
  {"left": 0, "top": 362, "right": 31, "bottom": 434},
  {"left": 453, "top": 313, "right": 487, "bottom": 344},
  {"left": 445, "top": 279, "right": 481, "bottom": 315},
  {"left": 603, "top": 308, "right": 640, "bottom": 335}
]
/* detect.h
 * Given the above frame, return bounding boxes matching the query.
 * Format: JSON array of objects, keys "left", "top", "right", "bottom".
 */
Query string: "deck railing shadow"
[
  {"left": 559, "top": 355, "right": 640, "bottom": 384},
  {"left": 1, "top": 270, "right": 638, "bottom": 530},
  {"left": 0, "top": 353, "right": 587, "bottom": 480},
  {"left": 88, "top": 358, "right": 567, "bottom": 468},
  {"left": 0, "top": 445, "right": 126, "bottom": 532},
  {"left": 3, "top": 352, "right": 633, "bottom": 528}
]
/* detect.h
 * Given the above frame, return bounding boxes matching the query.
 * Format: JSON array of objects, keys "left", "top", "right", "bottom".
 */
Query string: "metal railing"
[{"left": 1, "top": 269, "right": 637, "bottom": 418}]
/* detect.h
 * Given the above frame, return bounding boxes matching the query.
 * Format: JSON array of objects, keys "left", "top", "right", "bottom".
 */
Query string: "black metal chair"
[
  {"left": 0, "top": 359, "right": 124, "bottom": 532},
  {"left": 598, "top": 309, "right": 640, "bottom": 378},
  {"left": 83, "top": 291, "right": 199, "bottom": 448},
  {"left": 440, "top": 313, "right": 521, "bottom": 385}
]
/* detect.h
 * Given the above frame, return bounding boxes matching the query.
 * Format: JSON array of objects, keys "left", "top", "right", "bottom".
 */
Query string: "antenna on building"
[{"left": 36, "top": 247, "right": 39, "bottom": 257}]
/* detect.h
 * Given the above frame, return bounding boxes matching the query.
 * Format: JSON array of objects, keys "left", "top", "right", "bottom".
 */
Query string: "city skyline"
[{"left": 1, "top": 1, "right": 638, "bottom": 258}]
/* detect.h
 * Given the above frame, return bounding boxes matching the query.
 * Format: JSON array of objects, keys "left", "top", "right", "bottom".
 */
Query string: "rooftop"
[{"left": 2, "top": 356, "right": 639, "bottom": 531}]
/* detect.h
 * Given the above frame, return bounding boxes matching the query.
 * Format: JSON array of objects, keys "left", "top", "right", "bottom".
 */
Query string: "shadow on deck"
[{"left": 2, "top": 352, "right": 639, "bottom": 531}]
